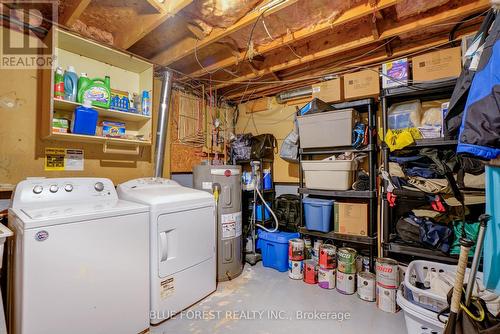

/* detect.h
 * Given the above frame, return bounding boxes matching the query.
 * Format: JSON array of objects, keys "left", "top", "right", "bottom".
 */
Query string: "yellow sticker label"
[{"left": 44, "top": 148, "right": 65, "bottom": 171}]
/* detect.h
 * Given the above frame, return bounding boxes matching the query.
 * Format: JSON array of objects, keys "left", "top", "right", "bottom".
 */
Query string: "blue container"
[
  {"left": 263, "top": 170, "right": 272, "bottom": 190},
  {"left": 303, "top": 197, "right": 334, "bottom": 232},
  {"left": 257, "top": 230, "right": 300, "bottom": 272},
  {"left": 256, "top": 202, "right": 271, "bottom": 221},
  {"left": 72, "top": 102, "right": 98, "bottom": 135}
]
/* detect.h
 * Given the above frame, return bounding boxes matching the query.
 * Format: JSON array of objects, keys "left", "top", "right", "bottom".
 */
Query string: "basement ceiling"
[{"left": 2, "top": 0, "right": 490, "bottom": 101}]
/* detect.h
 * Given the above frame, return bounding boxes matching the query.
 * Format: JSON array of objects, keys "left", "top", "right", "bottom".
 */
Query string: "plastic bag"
[{"left": 388, "top": 100, "right": 421, "bottom": 129}]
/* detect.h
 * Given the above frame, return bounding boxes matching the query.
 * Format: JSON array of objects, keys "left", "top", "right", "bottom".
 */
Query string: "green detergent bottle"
[{"left": 77, "top": 75, "right": 111, "bottom": 109}]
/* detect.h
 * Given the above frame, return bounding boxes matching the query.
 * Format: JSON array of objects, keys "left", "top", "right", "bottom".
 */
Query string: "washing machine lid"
[
  {"left": 10, "top": 199, "right": 148, "bottom": 229},
  {"left": 117, "top": 178, "right": 213, "bottom": 208}
]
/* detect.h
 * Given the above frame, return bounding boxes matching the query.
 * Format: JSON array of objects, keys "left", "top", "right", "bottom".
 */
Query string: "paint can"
[
  {"left": 375, "top": 258, "right": 399, "bottom": 289},
  {"left": 337, "top": 247, "right": 357, "bottom": 274},
  {"left": 303, "top": 260, "right": 318, "bottom": 284},
  {"left": 288, "top": 238, "right": 305, "bottom": 261},
  {"left": 336, "top": 271, "right": 355, "bottom": 295},
  {"left": 318, "top": 244, "right": 337, "bottom": 269},
  {"left": 304, "top": 238, "right": 312, "bottom": 260},
  {"left": 356, "top": 255, "right": 371, "bottom": 273},
  {"left": 288, "top": 260, "right": 303, "bottom": 280},
  {"left": 357, "top": 272, "right": 376, "bottom": 302},
  {"left": 376, "top": 285, "right": 399, "bottom": 313},
  {"left": 318, "top": 268, "right": 336, "bottom": 289}
]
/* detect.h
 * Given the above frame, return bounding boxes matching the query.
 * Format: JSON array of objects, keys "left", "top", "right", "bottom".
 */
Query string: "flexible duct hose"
[{"left": 254, "top": 186, "right": 279, "bottom": 233}]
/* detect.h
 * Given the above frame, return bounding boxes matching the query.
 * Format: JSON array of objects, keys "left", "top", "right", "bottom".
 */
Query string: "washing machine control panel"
[
  {"left": 118, "top": 177, "right": 179, "bottom": 190},
  {"left": 13, "top": 178, "right": 118, "bottom": 206}
]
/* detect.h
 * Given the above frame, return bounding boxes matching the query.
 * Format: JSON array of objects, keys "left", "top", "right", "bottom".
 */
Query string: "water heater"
[{"left": 193, "top": 164, "right": 243, "bottom": 281}]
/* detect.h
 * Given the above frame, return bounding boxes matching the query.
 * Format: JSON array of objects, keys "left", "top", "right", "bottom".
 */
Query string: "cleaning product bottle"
[
  {"left": 54, "top": 66, "right": 64, "bottom": 100},
  {"left": 72, "top": 99, "right": 98, "bottom": 136},
  {"left": 77, "top": 73, "right": 90, "bottom": 103},
  {"left": 77, "top": 75, "right": 111, "bottom": 109},
  {"left": 63, "top": 65, "right": 78, "bottom": 102},
  {"left": 141, "top": 90, "right": 150, "bottom": 116}
]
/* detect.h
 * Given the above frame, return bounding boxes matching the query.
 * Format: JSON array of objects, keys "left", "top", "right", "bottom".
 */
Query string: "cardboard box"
[
  {"left": 412, "top": 47, "right": 462, "bottom": 82},
  {"left": 334, "top": 202, "right": 368, "bottom": 236},
  {"left": 343, "top": 69, "right": 380, "bottom": 100},
  {"left": 382, "top": 58, "right": 409, "bottom": 89},
  {"left": 311, "top": 78, "right": 343, "bottom": 102}
]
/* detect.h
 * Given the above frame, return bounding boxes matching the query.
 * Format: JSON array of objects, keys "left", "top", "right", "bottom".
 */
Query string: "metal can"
[
  {"left": 303, "top": 259, "right": 318, "bottom": 284},
  {"left": 337, "top": 247, "right": 357, "bottom": 274},
  {"left": 357, "top": 272, "right": 376, "bottom": 302},
  {"left": 376, "top": 285, "right": 399, "bottom": 313},
  {"left": 313, "top": 240, "right": 323, "bottom": 257},
  {"left": 288, "top": 260, "right": 303, "bottom": 280},
  {"left": 376, "top": 258, "right": 399, "bottom": 289},
  {"left": 318, "top": 268, "right": 336, "bottom": 289},
  {"left": 336, "top": 271, "right": 355, "bottom": 295},
  {"left": 288, "top": 238, "right": 305, "bottom": 261},
  {"left": 356, "top": 255, "right": 371, "bottom": 272},
  {"left": 318, "top": 244, "right": 337, "bottom": 269}
]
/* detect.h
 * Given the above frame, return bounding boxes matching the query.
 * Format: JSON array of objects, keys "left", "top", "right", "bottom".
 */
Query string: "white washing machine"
[
  {"left": 8, "top": 178, "right": 150, "bottom": 334},
  {"left": 117, "top": 178, "right": 216, "bottom": 325}
]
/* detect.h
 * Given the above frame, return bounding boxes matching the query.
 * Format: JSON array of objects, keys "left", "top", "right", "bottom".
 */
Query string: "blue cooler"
[
  {"left": 257, "top": 230, "right": 300, "bottom": 272},
  {"left": 303, "top": 197, "right": 334, "bottom": 232}
]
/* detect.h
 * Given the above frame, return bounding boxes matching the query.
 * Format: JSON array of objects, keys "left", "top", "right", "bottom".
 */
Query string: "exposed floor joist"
[
  {"left": 115, "top": 0, "right": 193, "bottom": 50},
  {"left": 151, "top": 0, "right": 299, "bottom": 66},
  {"left": 215, "top": 0, "right": 490, "bottom": 90},
  {"left": 187, "top": 0, "right": 398, "bottom": 78},
  {"left": 59, "top": 0, "right": 91, "bottom": 26}
]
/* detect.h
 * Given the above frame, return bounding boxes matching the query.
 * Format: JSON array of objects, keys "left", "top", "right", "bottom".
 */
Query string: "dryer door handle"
[{"left": 159, "top": 230, "right": 174, "bottom": 262}]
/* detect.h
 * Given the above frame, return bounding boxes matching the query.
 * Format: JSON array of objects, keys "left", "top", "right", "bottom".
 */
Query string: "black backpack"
[{"left": 274, "top": 194, "right": 300, "bottom": 232}]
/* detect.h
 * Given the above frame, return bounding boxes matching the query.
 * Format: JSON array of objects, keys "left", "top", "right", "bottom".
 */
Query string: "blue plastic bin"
[
  {"left": 257, "top": 230, "right": 300, "bottom": 272},
  {"left": 303, "top": 197, "right": 334, "bottom": 232},
  {"left": 256, "top": 202, "right": 271, "bottom": 221}
]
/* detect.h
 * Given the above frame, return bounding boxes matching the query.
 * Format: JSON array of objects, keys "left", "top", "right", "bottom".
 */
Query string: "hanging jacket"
[{"left": 457, "top": 12, "right": 500, "bottom": 160}]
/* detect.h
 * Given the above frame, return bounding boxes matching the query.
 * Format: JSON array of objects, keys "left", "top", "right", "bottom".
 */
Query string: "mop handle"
[{"left": 450, "top": 244, "right": 471, "bottom": 313}]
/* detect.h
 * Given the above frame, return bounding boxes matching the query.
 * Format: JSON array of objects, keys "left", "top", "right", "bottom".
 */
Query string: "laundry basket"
[
  {"left": 397, "top": 287, "right": 446, "bottom": 334},
  {"left": 404, "top": 260, "right": 483, "bottom": 312}
]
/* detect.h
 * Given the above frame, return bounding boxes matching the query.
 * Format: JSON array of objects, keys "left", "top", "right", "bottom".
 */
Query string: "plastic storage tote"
[
  {"left": 297, "top": 109, "right": 356, "bottom": 148},
  {"left": 404, "top": 260, "right": 483, "bottom": 313},
  {"left": 397, "top": 288, "right": 445, "bottom": 334},
  {"left": 303, "top": 197, "right": 334, "bottom": 232},
  {"left": 301, "top": 159, "right": 357, "bottom": 190},
  {"left": 257, "top": 230, "right": 300, "bottom": 272}
]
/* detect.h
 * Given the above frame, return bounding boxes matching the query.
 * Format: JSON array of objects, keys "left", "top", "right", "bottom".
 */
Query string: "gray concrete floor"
[{"left": 151, "top": 262, "right": 407, "bottom": 334}]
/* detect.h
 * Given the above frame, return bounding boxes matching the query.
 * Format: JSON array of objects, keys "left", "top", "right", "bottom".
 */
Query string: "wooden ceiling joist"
[
  {"left": 114, "top": 0, "right": 194, "bottom": 50},
  {"left": 187, "top": 0, "right": 398, "bottom": 78},
  {"left": 59, "top": 0, "right": 91, "bottom": 26},
  {"left": 215, "top": 0, "right": 490, "bottom": 90},
  {"left": 151, "top": 0, "right": 299, "bottom": 66}
]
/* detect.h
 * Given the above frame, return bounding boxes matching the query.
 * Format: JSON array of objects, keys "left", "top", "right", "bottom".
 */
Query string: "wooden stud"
[
  {"left": 115, "top": 0, "right": 193, "bottom": 50},
  {"left": 59, "top": 0, "right": 91, "bottom": 26},
  {"left": 215, "top": 0, "right": 490, "bottom": 90},
  {"left": 152, "top": 0, "right": 299, "bottom": 66},
  {"left": 186, "top": 0, "right": 399, "bottom": 78}
]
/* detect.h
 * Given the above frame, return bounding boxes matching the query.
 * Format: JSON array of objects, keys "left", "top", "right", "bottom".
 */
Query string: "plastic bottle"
[
  {"left": 77, "top": 75, "right": 111, "bottom": 109},
  {"left": 54, "top": 66, "right": 64, "bottom": 100},
  {"left": 141, "top": 90, "right": 150, "bottom": 116},
  {"left": 72, "top": 99, "right": 98, "bottom": 136},
  {"left": 63, "top": 66, "right": 78, "bottom": 102}
]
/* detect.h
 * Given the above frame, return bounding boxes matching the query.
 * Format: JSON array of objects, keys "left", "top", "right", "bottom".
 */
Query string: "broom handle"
[
  {"left": 465, "top": 215, "right": 489, "bottom": 306},
  {"left": 450, "top": 245, "right": 471, "bottom": 313}
]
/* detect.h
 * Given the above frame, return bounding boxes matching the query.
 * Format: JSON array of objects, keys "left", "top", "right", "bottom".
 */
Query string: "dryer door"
[{"left": 157, "top": 205, "right": 215, "bottom": 278}]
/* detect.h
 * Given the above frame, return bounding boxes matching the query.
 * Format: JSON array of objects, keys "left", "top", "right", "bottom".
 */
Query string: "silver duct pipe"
[
  {"left": 154, "top": 70, "right": 174, "bottom": 178},
  {"left": 276, "top": 86, "right": 312, "bottom": 104}
]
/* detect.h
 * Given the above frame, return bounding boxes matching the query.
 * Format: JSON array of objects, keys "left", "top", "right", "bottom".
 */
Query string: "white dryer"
[
  {"left": 117, "top": 178, "right": 216, "bottom": 325},
  {"left": 8, "top": 178, "right": 150, "bottom": 334}
]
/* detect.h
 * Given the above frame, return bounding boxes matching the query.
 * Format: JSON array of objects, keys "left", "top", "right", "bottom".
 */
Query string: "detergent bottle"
[
  {"left": 77, "top": 75, "right": 111, "bottom": 109},
  {"left": 77, "top": 73, "right": 90, "bottom": 102},
  {"left": 63, "top": 65, "right": 78, "bottom": 102},
  {"left": 54, "top": 66, "right": 64, "bottom": 100}
]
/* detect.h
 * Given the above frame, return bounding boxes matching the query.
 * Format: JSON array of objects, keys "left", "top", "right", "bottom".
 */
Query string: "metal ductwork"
[
  {"left": 276, "top": 86, "right": 312, "bottom": 104},
  {"left": 154, "top": 70, "right": 174, "bottom": 178}
]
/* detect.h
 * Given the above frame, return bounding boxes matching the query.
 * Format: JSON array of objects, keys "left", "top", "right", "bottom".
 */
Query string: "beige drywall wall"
[{"left": 236, "top": 97, "right": 300, "bottom": 183}]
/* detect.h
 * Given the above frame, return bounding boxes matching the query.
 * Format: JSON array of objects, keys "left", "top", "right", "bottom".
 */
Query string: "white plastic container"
[
  {"left": 404, "top": 260, "right": 483, "bottom": 313},
  {"left": 297, "top": 109, "right": 356, "bottom": 148},
  {"left": 397, "top": 288, "right": 446, "bottom": 334},
  {"left": 301, "top": 159, "right": 357, "bottom": 190}
]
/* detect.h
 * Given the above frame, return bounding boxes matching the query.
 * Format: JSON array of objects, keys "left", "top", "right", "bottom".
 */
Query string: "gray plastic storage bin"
[
  {"left": 297, "top": 109, "right": 356, "bottom": 148},
  {"left": 301, "top": 159, "right": 357, "bottom": 190}
]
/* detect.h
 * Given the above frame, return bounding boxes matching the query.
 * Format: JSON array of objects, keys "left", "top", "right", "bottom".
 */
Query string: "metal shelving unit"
[
  {"left": 299, "top": 98, "right": 379, "bottom": 269},
  {"left": 380, "top": 79, "right": 467, "bottom": 263}
]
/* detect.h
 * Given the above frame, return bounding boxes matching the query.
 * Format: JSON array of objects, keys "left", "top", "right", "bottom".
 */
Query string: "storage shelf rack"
[
  {"left": 298, "top": 98, "right": 378, "bottom": 270},
  {"left": 380, "top": 79, "right": 473, "bottom": 263}
]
